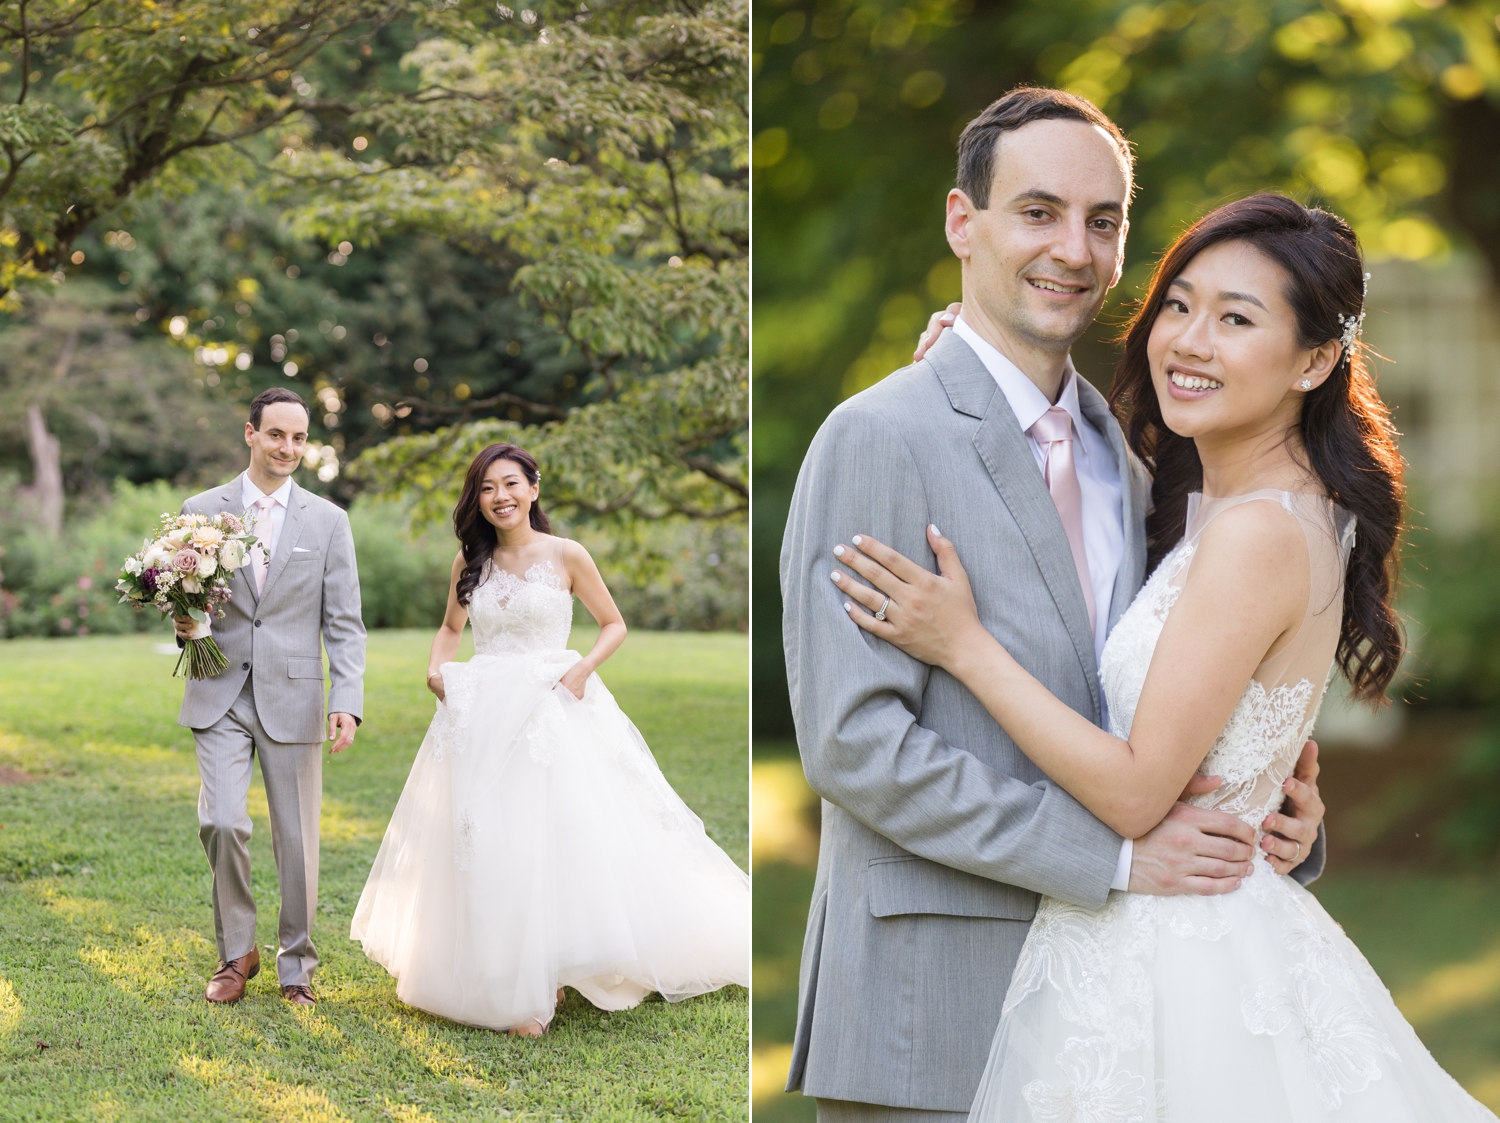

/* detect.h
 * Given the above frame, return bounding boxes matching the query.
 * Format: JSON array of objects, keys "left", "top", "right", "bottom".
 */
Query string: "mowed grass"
[{"left": 0, "top": 629, "right": 748, "bottom": 1122}]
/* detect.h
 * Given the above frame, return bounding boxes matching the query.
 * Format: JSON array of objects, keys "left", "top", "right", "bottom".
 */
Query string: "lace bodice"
[
  {"left": 467, "top": 560, "right": 573, "bottom": 655},
  {"left": 1099, "top": 490, "right": 1356, "bottom": 831}
]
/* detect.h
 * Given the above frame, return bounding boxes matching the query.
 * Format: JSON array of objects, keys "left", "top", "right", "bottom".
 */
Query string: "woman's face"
[
  {"left": 478, "top": 458, "right": 537, "bottom": 533},
  {"left": 1147, "top": 239, "right": 1340, "bottom": 442}
]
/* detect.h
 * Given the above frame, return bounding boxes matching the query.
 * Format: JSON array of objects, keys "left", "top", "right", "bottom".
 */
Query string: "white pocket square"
[{"left": 293, "top": 546, "right": 312, "bottom": 552}]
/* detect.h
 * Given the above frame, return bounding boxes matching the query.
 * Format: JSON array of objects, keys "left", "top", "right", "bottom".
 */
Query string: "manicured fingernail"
[
  {"left": 833, "top": 545, "right": 845, "bottom": 556},
  {"left": 830, "top": 571, "right": 841, "bottom": 582},
  {"left": 929, "top": 524, "right": 941, "bottom": 537},
  {"left": 941, "top": 313, "right": 954, "bottom": 322},
  {"left": 852, "top": 535, "right": 863, "bottom": 545},
  {"left": 843, "top": 602, "right": 853, "bottom": 612}
]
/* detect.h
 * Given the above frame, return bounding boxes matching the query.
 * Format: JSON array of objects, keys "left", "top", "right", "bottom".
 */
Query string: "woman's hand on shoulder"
[{"left": 833, "top": 524, "right": 982, "bottom": 669}]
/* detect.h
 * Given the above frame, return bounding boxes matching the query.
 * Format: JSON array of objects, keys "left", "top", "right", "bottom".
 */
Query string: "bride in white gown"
[
  {"left": 351, "top": 443, "right": 748, "bottom": 1034},
  {"left": 833, "top": 195, "right": 1496, "bottom": 1120}
]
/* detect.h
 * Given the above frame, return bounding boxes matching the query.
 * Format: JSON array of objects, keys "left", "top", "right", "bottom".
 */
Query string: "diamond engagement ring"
[{"left": 875, "top": 598, "right": 890, "bottom": 621}]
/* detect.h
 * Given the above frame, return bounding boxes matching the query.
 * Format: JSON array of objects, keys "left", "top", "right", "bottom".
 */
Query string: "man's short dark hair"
[
  {"left": 957, "top": 86, "right": 1134, "bottom": 210},
  {"left": 248, "top": 387, "right": 310, "bottom": 430}
]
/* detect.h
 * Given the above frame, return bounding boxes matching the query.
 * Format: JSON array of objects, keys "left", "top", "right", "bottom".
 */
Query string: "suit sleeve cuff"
[{"left": 1110, "top": 837, "right": 1133, "bottom": 892}]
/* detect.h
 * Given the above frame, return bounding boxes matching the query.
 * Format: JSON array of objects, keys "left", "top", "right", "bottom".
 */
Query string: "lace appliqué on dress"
[
  {"left": 454, "top": 808, "right": 478, "bottom": 872},
  {"left": 468, "top": 559, "right": 573, "bottom": 657},
  {"left": 1022, "top": 1037, "right": 1150, "bottom": 1123},
  {"left": 1242, "top": 965, "right": 1398, "bottom": 1110}
]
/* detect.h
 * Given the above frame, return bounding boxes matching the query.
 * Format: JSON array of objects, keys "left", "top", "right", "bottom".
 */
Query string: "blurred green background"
[{"left": 751, "top": 0, "right": 1500, "bottom": 1116}]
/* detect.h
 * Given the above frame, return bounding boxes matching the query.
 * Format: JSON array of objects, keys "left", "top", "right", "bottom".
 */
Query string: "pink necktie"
[
  {"left": 1028, "top": 406, "right": 1096, "bottom": 634},
  {"left": 250, "top": 497, "right": 275, "bottom": 596}
]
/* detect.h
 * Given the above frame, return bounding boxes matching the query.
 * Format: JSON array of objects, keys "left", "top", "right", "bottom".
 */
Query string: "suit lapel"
[
  {"left": 1075, "top": 380, "right": 1148, "bottom": 634},
  {"left": 927, "top": 333, "right": 1101, "bottom": 722},
  {"left": 258, "top": 479, "right": 306, "bottom": 604},
  {"left": 221, "top": 473, "right": 260, "bottom": 607}
]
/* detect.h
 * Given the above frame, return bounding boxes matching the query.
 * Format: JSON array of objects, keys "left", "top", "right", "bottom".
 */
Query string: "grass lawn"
[
  {"left": 750, "top": 746, "right": 1500, "bottom": 1122},
  {"left": 0, "top": 629, "right": 748, "bottom": 1123}
]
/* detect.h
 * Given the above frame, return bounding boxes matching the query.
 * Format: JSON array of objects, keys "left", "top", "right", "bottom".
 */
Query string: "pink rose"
[{"left": 172, "top": 548, "right": 202, "bottom": 574}]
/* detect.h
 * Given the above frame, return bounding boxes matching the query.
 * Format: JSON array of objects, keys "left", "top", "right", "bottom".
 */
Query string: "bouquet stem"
[{"left": 174, "top": 636, "right": 231, "bottom": 680}]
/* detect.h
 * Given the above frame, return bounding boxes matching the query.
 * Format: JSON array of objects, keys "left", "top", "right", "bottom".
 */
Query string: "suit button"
[
  {"left": 242, "top": 662, "right": 250, "bottom": 670},
  {"left": 254, "top": 620, "right": 261, "bottom": 627}
]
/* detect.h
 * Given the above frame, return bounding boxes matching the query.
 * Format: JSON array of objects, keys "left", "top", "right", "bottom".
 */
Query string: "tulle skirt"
[
  {"left": 971, "top": 854, "right": 1496, "bottom": 1122},
  {"left": 350, "top": 648, "right": 749, "bottom": 1031}
]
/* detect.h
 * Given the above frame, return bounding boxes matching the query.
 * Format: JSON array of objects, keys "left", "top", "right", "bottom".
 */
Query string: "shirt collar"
[
  {"left": 243, "top": 473, "right": 294, "bottom": 509},
  {"left": 952, "top": 314, "right": 1087, "bottom": 438}
]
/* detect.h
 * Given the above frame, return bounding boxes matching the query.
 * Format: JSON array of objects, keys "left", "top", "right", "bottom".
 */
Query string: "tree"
[
  {"left": 280, "top": 0, "right": 749, "bottom": 535},
  {"left": 0, "top": 1, "right": 416, "bottom": 297}
]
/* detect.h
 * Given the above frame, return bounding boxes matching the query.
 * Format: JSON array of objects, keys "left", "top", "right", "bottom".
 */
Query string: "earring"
[{"left": 1300, "top": 379, "right": 1312, "bottom": 390}]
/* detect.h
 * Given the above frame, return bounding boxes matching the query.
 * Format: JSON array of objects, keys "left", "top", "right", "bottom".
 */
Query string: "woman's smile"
[{"left": 1165, "top": 364, "right": 1225, "bottom": 398}]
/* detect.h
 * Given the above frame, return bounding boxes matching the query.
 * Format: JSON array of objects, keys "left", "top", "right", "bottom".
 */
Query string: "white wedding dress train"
[
  {"left": 350, "top": 560, "right": 749, "bottom": 1031},
  {"left": 970, "top": 492, "right": 1496, "bottom": 1123}
]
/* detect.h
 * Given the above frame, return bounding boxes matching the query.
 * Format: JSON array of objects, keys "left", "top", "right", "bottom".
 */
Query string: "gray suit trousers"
[
  {"left": 194, "top": 678, "right": 322, "bottom": 986},
  {"left": 818, "top": 1100, "right": 966, "bottom": 1123}
]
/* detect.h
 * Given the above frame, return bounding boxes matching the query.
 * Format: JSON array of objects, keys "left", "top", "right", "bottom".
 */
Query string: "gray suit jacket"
[
  {"left": 177, "top": 474, "right": 365, "bottom": 744},
  {"left": 780, "top": 332, "right": 1322, "bottom": 1111}
]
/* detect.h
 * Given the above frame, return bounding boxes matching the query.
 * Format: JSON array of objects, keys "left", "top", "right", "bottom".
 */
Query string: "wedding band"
[
  {"left": 1293, "top": 841, "right": 1302, "bottom": 861},
  {"left": 875, "top": 598, "right": 890, "bottom": 622}
]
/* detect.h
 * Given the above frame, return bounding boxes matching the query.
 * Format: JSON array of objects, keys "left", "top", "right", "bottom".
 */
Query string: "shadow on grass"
[{"left": 0, "top": 631, "right": 748, "bottom": 1122}]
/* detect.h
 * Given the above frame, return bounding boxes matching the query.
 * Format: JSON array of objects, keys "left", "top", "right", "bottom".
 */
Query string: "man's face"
[
  {"left": 244, "top": 402, "right": 309, "bottom": 481},
  {"left": 946, "top": 118, "right": 1130, "bottom": 353}
]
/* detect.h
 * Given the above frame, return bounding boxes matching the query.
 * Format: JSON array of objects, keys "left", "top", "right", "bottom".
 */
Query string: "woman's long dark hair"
[
  {"left": 1108, "top": 193, "right": 1405, "bottom": 703},
  {"left": 453, "top": 442, "right": 552, "bottom": 607}
]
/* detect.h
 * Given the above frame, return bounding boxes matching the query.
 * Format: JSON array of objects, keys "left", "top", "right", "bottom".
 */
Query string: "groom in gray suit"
[
  {"left": 781, "top": 88, "right": 1328, "bottom": 1121},
  {"left": 175, "top": 386, "right": 365, "bottom": 1006}
]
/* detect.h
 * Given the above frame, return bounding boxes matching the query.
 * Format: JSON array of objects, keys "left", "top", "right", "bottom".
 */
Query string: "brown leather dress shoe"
[
  {"left": 281, "top": 984, "right": 316, "bottom": 1006},
  {"left": 205, "top": 948, "right": 260, "bottom": 1003}
]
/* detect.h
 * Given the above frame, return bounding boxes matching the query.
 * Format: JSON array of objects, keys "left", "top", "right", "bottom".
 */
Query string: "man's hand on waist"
[{"left": 1127, "top": 773, "right": 1256, "bottom": 896}]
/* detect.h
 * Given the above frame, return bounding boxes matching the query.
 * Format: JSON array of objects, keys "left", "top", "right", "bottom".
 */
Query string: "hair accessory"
[{"left": 1335, "top": 271, "right": 1371, "bottom": 355}]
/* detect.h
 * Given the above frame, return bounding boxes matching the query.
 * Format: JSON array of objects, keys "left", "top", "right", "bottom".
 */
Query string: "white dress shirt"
[
  {"left": 952, "top": 317, "right": 1134, "bottom": 889},
  {"left": 242, "top": 473, "right": 294, "bottom": 562}
]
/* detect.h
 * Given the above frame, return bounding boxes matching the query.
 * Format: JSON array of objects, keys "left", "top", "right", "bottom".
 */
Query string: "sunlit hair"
[
  {"left": 452, "top": 443, "right": 551, "bottom": 607},
  {"left": 248, "top": 386, "right": 308, "bottom": 430},
  {"left": 956, "top": 86, "right": 1135, "bottom": 208},
  {"left": 1108, "top": 193, "right": 1405, "bottom": 703}
]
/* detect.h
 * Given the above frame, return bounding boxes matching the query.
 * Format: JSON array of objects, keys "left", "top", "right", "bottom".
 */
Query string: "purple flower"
[
  {"left": 172, "top": 548, "right": 201, "bottom": 574},
  {"left": 141, "top": 568, "right": 160, "bottom": 593}
]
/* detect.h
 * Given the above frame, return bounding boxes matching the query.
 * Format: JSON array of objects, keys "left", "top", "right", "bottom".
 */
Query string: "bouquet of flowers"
[{"left": 116, "top": 511, "right": 258, "bottom": 679}]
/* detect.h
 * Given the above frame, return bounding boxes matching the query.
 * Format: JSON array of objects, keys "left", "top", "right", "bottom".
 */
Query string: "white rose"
[
  {"left": 142, "top": 541, "right": 173, "bottom": 570},
  {"left": 181, "top": 576, "right": 202, "bottom": 594},
  {"left": 167, "top": 526, "right": 194, "bottom": 546},
  {"left": 196, "top": 552, "right": 216, "bottom": 578},
  {"left": 123, "top": 556, "right": 144, "bottom": 576},
  {"left": 220, "top": 540, "right": 245, "bottom": 569}
]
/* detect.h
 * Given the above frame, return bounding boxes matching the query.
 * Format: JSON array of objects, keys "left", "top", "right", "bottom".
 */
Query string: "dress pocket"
[{"left": 867, "top": 854, "right": 1038, "bottom": 921}]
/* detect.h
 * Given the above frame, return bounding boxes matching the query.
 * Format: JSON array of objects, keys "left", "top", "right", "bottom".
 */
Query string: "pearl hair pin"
[{"left": 1335, "top": 271, "right": 1371, "bottom": 353}]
